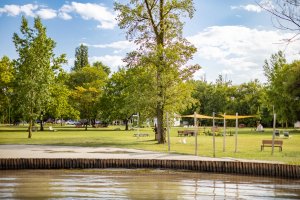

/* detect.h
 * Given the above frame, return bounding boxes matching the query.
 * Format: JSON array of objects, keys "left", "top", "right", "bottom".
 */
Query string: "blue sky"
[{"left": 0, "top": 0, "right": 299, "bottom": 84}]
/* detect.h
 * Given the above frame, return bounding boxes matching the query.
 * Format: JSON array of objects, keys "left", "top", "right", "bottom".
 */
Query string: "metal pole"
[
  {"left": 167, "top": 112, "right": 170, "bottom": 152},
  {"left": 271, "top": 113, "right": 276, "bottom": 155},
  {"left": 194, "top": 112, "right": 198, "bottom": 156},
  {"left": 223, "top": 113, "right": 226, "bottom": 152},
  {"left": 235, "top": 112, "right": 238, "bottom": 153},
  {"left": 213, "top": 112, "right": 216, "bottom": 157}
]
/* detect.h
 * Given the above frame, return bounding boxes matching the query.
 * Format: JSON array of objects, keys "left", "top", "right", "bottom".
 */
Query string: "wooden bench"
[
  {"left": 261, "top": 140, "right": 283, "bottom": 151},
  {"left": 133, "top": 133, "right": 149, "bottom": 137}
]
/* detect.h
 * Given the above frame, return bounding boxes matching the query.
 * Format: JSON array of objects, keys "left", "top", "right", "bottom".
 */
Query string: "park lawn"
[{"left": 0, "top": 125, "right": 299, "bottom": 165}]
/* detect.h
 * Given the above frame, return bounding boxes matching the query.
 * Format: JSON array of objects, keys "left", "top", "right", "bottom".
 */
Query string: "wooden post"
[
  {"left": 194, "top": 112, "right": 198, "bottom": 156},
  {"left": 213, "top": 112, "right": 216, "bottom": 157},
  {"left": 223, "top": 113, "right": 226, "bottom": 152},
  {"left": 272, "top": 113, "right": 276, "bottom": 155},
  {"left": 235, "top": 112, "right": 238, "bottom": 153}
]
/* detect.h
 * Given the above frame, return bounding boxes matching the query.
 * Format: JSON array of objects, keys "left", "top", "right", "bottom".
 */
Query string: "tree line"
[{"left": 0, "top": 0, "right": 299, "bottom": 142}]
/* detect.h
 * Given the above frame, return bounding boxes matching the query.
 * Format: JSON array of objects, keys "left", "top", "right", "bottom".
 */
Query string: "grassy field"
[{"left": 0, "top": 124, "right": 299, "bottom": 165}]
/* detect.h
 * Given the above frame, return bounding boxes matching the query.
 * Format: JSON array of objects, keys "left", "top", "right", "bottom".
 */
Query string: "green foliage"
[
  {"left": 190, "top": 78, "right": 265, "bottom": 127},
  {"left": 93, "top": 61, "right": 111, "bottom": 75},
  {"left": 73, "top": 44, "right": 89, "bottom": 71},
  {"left": 48, "top": 73, "right": 79, "bottom": 121},
  {"left": 68, "top": 65, "right": 108, "bottom": 128},
  {"left": 115, "top": 0, "right": 200, "bottom": 143},
  {"left": 0, "top": 56, "right": 15, "bottom": 123},
  {"left": 12, "top": 17, "right": 65, "bottom": 137},
  {"left": 263, "top": 51, "right": 299, "bottom": 124}
]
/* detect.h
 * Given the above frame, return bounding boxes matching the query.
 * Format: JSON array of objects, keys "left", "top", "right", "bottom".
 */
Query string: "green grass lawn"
[{"left": 0, "top": 125, "right": 299, "bottom": 165}]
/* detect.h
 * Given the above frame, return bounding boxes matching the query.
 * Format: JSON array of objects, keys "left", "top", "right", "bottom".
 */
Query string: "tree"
[
  {"left": 284, "top": 60, "right": 300, "bottom": 120},
  {"left": 73, "top": 44, "right": 89, "bottom": 71},
  {"left": 13, "top": 17, "right": 66, "bottom": 138},
  {"left": 48, "top": 70, "right": 79, "bottom": 125},
  {"left": 0, "top": 56, "right": 15, "bottom": 124},
  {"left": 100, "top": 68, "right": 134, "bottom": 130},
  {"left": 258, "top": 0, "right": 300, "bottom": 42},
  {"left": 93, "top": 61, "right": 111, "bottom": 75},
  {"left": 263, "top": 51, "right": 294, "bottom": 126},
  {"left": 68, "top": 65, "right": 108, "bottom": 130},
  {"left": 115, "top": 0, "right": 200, "bottom": 143}
]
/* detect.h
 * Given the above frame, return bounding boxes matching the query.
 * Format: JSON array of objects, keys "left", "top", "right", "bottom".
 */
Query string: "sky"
[{"left": 0, "top": 0, "right": 299, "bottom": 84}]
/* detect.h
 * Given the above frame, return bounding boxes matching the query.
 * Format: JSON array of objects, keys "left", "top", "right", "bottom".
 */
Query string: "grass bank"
[{"left": 0, "top": 125, "right": 299, "bottom": 165}]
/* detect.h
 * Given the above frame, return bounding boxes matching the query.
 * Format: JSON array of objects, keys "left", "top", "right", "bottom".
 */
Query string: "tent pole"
[
  {"left": 194, "top": 112, "right": 198, "bottom": 156},
  {"left": 235, "top": 112, "right": 238, "bottom": 153},
  {"left": 167, "top": 112, "right": 170, "bottom": 152},
  {"left": 213, "top": 112, "right": 216, "bottom": 157},
  {"left": 272, "top": 113, "right": 276, "bottom": 155},
  {"left": 223, "top": 113, "right": 226, "bottom": 152}
]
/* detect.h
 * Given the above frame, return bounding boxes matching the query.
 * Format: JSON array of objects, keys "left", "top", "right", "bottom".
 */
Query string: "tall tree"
[
  {"left": 68, "top": 65, "right": 108, "bottom": 130},
  {"left": 48, "top": 70, "right": 79, "bottom": 125},
  {"left": 13, "top": 17, "right": 66, "bottom": 138},
  {"left": 284, "top": 60, "right": 300, "bottom": 121},
  {"left": 115, "top": 0, "right": 200, "bottom": 143},
  {"left": 73, "top": 44, "right": 89, "bottom": 71},
  {"left": 0, "top": 56, "right": 15, "bottom": 124},
  {"left": 263, "top": 51, "right": 293, "bottom": 126}
]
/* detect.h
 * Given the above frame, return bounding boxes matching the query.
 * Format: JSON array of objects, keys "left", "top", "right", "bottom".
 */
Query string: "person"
[{"left": 153, "top": 124, "right": 157, "bottom": 134}]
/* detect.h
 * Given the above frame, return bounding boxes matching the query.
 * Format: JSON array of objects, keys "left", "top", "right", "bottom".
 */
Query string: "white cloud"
[
  {"left": 0, "top": 4, "right": 38, "bottom": 16},
  {"left": 36, "top": 8, "right": 57, "bottom": 19},
  {"left": 231, "top": 0, "right": 273, "bottom": 13},
  {"left": 231, "top": 4, "right": 262, "bottom": 13},
  {"left": 58, "top": 4, "right": 73, "bottom": 20},
  {"left": 0, "top": 2, "right": 117, "bottom": 29},
  {"left": 65, "top": 2, "right": 117, "bottom": 29},
  {"left": 89, "top": 55, "right": 125, "bottom": 72},
  {"left": 83, "top": 40, "right": 136, "bottom": 51},
  {"left": 187, "top": 26, "right": 300, "bottom": 84}
]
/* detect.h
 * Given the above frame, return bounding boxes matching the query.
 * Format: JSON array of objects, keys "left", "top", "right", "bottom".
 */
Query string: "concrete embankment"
[{"left": 0, "top": 145, "right": 299, "bottom": 179}]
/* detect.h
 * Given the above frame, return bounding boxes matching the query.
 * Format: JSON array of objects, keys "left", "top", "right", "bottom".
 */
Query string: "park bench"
[
  {"left": 133, "top": 133, "right": 149, "bottom": 137},
  {"left": 261, "top": 140, "right": 283, "bottom": 151}
]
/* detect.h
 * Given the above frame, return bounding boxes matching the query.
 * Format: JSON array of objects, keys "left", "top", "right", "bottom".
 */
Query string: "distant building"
[{"left": 295, "top": 121, "right": 300, "bottom": 128}]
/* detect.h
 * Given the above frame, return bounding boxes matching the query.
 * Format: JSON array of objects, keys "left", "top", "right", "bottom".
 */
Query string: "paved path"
[{"left": 0, "top": 145, "right": 283, "bottom": 164}]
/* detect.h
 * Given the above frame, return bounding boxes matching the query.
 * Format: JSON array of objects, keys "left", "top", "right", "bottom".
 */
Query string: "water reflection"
[{"left": 0, "top": 169, "right": 299, "bottom": 199}]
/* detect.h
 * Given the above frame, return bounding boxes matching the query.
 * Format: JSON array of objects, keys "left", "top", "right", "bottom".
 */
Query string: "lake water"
[{"left": 0, "top": 169, "right": 299, "bottom": 199}]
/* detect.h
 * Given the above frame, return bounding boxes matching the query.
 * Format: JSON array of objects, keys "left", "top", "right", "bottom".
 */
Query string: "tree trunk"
[
  {"left": 157, "top": 104, "right": 165, "bottom": 143},
  {"left": 40, "top": 120, "right": 44, "bottom": 131},
  {"left": 124, "top": 118, "right": 129, "bottom": 130},
  {"left": 28, "top": 119, "right": 32, "bottom": 139}
]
